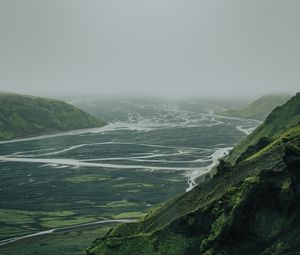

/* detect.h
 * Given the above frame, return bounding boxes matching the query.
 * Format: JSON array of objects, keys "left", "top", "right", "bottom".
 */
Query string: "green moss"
[
  {"left": 244, "top": 176, "right": 259, "bottom": 184},
  {"left": 143, "top": 203, "right": 165, "bottom": 221},
  {"left": 187, "top": 217, "right": 195, "bottom": 226},
  {"left": 285, "top": 142, "right": 300, "bottom": 155},
  {"left": 209, "top": 213, "right": 230, "bottom": 241},
  {"left": 281, "top": 180, "right": 291, "bottom": 192},
  {"left": 246, "top": 127, "right": 300, "bottom": 161},
  {"left": 227, "top": 93, "right": 300, "bottom": 164},
  {"left": 262, "top": 241, "right": 289, "bottom": 254},
  {"left": 156, "top": 233, "right": 192, "bottom": 255},
  {"left": 237, "top": 137, "right": 273, "bottom": 163},
  {"left": 222, "top": 94, "right": 290, "bottom": 121}
]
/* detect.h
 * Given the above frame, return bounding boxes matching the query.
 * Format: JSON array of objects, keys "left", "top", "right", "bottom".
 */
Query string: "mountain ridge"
[{"left": 227, "top": 92, "right": 300, "bottom": 164}]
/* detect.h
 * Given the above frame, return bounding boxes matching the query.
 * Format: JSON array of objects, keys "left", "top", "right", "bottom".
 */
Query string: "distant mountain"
[
  {"left": 87, "top": 93, "right": 300, "bottom": 255},
  {"left": 222, "top": 94, "right": 291, "bottom": 121},
  {"left": 0, "top": 92, "right": 106, "bottom": 140}
]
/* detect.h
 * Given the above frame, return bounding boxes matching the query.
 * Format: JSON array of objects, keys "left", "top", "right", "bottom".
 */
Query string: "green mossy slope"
[
  {"left": 87, "top": 93, "right": 300, "bottom": 255},
  {"left": 0, "top": 92, "right": 106, "bottom": 140},
  {"left": 223, "top": 94, "right": 290, "bottom": 121},
  {"left": 227, "top": 92, "right": 300, "bottom": 164}
]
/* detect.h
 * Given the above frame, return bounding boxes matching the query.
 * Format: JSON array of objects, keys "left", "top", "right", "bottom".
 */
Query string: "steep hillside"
[
  {"left": 227, "top": 92, "right": 300, "bottom": 164},
  {"left": 0, "top": 93, "right": 106, "bottom": 140},
  {"left": 223, "top": 94, "right": 290, "bottom": 121},
  {"left": 87, "top": 93, "right": 300, "bottom": 255}
]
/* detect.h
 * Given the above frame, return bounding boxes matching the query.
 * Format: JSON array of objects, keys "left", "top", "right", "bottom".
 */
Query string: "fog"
[{"left": 0, "top": 0, "right": 299, "bottom": 99}]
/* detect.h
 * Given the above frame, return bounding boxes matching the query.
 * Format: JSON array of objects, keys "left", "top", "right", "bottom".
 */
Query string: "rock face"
[
  {"left": 87, "top": 93, "right": 300, "bottom": 255},
  {"left": 0, "top": 93, "right": 106, "bottom": 140}
]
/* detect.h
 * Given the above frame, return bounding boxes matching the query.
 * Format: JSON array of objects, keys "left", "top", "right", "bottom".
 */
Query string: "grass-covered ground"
[
  {"left": 222, "top": 94, "right": 290, "bottom": 121},
  {"left": 0, "top": 224, "right": 112, "bottom": 255},
  {"left": 0, "top": 92, "right": 106, "bottom": 140},
  {"left": 0, "top": 161, "right": 187, "bottom": 254},
  {"left": 227, "top": 93, "right": 300, "bottom": 164}
]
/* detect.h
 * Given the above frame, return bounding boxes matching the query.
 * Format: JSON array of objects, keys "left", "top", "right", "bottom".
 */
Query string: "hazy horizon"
[{"left": 0, "top": 0, "right": 299, "bottom": 99}]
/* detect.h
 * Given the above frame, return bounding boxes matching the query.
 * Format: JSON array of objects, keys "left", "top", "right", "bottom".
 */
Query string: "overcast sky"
[{"left": 0, "top": 0, "right": 299, "bottom": 98}]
